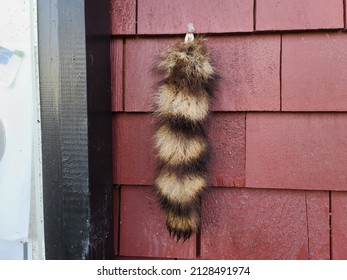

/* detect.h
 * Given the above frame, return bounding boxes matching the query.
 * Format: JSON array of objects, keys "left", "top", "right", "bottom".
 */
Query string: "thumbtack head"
[{"left": 187, "top": 23, "right": 195, "bottom": 33}]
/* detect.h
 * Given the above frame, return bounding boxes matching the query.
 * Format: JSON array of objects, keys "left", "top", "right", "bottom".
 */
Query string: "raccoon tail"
[{"left": 153, "top": 37, "right": 217, "bottom": 241}]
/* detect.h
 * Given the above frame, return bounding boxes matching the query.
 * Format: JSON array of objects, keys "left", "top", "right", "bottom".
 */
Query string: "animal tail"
[{"left": 153, "top": 37, "right": 217, "bottom": 240}]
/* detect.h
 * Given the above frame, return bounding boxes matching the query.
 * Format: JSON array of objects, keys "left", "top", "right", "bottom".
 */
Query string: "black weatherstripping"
[{"left": 38, "top": 0, "right": 113, "bottom": 259}]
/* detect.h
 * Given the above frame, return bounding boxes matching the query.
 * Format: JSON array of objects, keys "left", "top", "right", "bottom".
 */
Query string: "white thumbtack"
[
  {"left": 184, "top": 23, "right": 195, "bottom": 43},
  {"left": 188, "top": 23, "right": 195, "bottom": 33}
]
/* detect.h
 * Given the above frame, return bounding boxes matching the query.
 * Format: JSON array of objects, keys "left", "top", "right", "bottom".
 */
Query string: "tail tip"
[{"left": 167, "top": 225, "right": 193, "bottom": 242}]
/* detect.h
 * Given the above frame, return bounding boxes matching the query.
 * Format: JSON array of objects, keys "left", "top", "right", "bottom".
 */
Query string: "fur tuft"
[{"left": 153, "top": 37, "right": 217, "bottom": 241}]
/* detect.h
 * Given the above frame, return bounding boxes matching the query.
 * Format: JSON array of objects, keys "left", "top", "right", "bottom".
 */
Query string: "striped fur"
[{"left": 153, "top": 37, "right": 217, "bottom": 240}]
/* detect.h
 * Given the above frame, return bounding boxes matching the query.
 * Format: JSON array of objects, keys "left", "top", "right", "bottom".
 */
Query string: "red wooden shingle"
[
  {"left": 110, "top": 0, "right": 136, "bottom": 35},
  {"left": 113, "top": 113, "right": 246, "bottom": 187},
  {"left": 113, "top": 113, "right": 156, "bottom": 185},
  {"left": 119, "top": 185, "right": 196, "bottom": 258},
  {"left": 137, "top": 0, "right": 253, "bottom": 34},
  {"left": 282, "top": 33, "right": 347, "bottom": 111},
  {"left": 113, "top": 187, "right": 120, "bottom": 255},
  {"left": 111, "top": 39, "right": 124, "bottom": 112},
  {"left": 124, "top": 35, "right": 280, "bottom": 112},
  {"left": 246, "top": 113, "right": 347, "bottom": 191},
  {"left": 305, "top": 191, "right": 330, "bottom": 259},
  {"left": 256, "top": 0, "right": 344, "bottom": 31},
  {"left": 201, "top": 188, "right": 311, "bottom": 259},
  {"left": 331, "top": 192, "right": 347, "bottom": 259},
  {"left": 208, "top": 113, "right": 246, "bottom": 187},
  {"left": 209, "top": 35, "right": 280, "bottom": 111}
]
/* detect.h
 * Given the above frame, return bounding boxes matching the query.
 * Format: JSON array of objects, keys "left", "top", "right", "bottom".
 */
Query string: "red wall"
[{"left": 111, "top": 0, "right": 347, "bottom": 259}]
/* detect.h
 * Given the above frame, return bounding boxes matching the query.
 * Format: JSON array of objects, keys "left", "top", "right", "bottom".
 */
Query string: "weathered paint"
[
  {"left": 111, "top": 39, "right": 124, "bottom": 112},
  {"left": 113, "top": 113, "right": 156, "bottom": 185},
  {"left": 209, "top": 35, "right": 280, "bottom": 111},
  {"left": 119, "top": 185, "right": 196, "bottom": 258},
  {"left": 282, "top": 33, "right": 347, "bottom": 111},
  {"left": 256, "top": 0, "right": 344, "bottom": 31},
  {"left": 110, "top": 0, "right": 136, "bottom": 35},
  {"left": 331, "top": 192, "right": 347, "bottom": 259},
  {"left": 305, "top": 191, "right": 330, "bottom": 259},
  {"left": 201, "top": 188, "right": 309, "bottom": 259},
  {"left": 113, "top": 187, "right": 120, "bottom": 255},
  {"left": 207, "top": 113, "right": 246, "bottom": 187},
  {"left": 246, "top": 113, "right": 347, "bottom": 190},
  {"left": 137, "top": 0, "right": 253, "bottom": 34}
]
